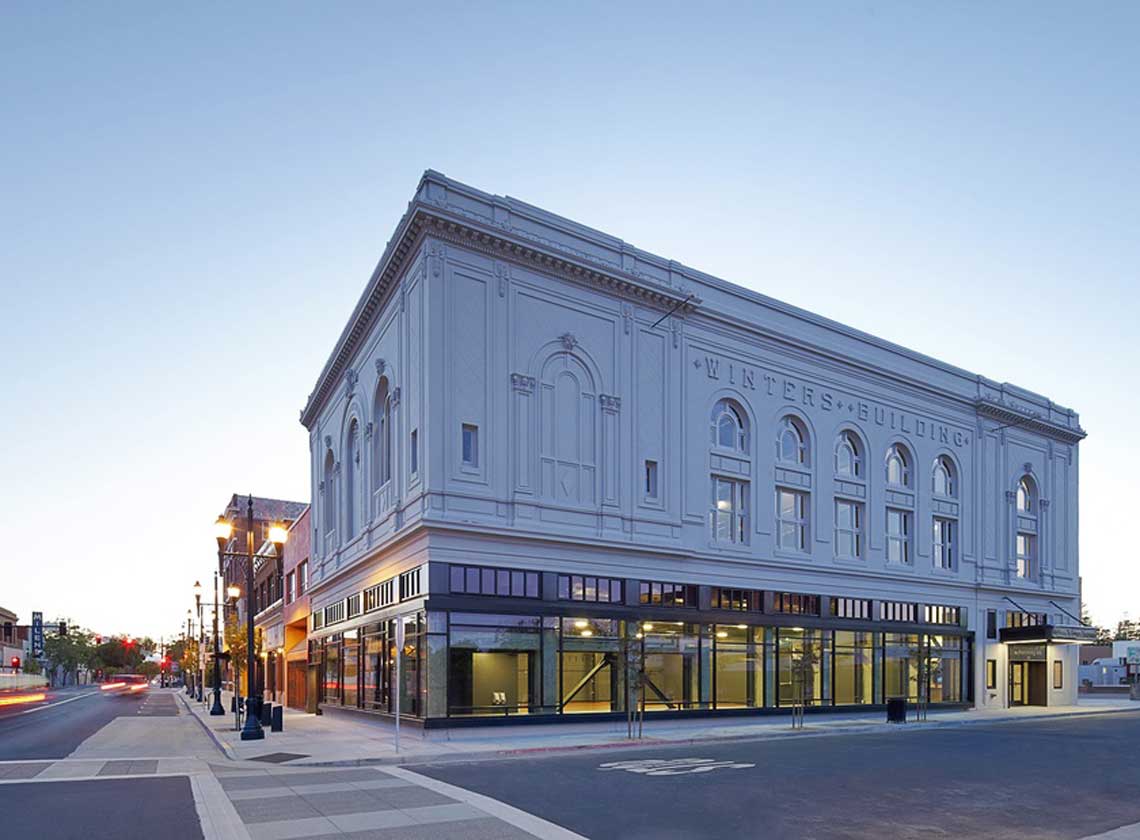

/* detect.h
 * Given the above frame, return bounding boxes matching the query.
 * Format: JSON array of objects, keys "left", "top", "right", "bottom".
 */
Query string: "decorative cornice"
[
  {"left": 976, "top": 400, "right": 1086, "bottom": 444},
  {"left": 300, "top": 194, "right": 698, "bottom": 428}
]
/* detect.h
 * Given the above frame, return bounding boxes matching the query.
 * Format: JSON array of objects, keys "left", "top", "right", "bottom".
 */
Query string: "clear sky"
[{"left": 1, "top": 2, "right": 1136, "bottom": 641}]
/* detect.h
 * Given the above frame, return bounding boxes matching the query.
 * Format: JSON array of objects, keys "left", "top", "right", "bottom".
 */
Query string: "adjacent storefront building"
[{"left": 299, "top": 171, "right": 1086, "bottom": 726}]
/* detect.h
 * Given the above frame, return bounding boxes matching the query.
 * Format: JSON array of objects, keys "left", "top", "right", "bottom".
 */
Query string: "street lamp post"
[
  {"left": 225, "top": 584, "right": 240, "bottom": 730},
  {"left": 185, "top": 610, "right": 193, "bottom": 694},
  {"left": 193, "top": 580, "right": 203, "bottom": 701},
  {"left": 214, "top": 495, "right": 287, "bottom": 741}
]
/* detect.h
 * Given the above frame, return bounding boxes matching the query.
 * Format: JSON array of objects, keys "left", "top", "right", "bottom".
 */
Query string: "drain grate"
[{"left": 248, "top": 752, "right": 309, "bottom": 764}]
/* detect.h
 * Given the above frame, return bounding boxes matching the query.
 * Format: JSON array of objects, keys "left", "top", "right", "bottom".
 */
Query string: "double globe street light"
[{"left": 213, "top": 495, "right": 287, "bottom": 740}]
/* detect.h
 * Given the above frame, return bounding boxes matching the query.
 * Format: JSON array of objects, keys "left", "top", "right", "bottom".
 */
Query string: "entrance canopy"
[{"left": 999, "top": 624, "right": 1098, "bottom": 645}]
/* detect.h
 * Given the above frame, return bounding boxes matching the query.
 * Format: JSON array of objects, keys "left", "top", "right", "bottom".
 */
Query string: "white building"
[{"left": 299, "top": 171, "right": 1090, "bottom": 726}]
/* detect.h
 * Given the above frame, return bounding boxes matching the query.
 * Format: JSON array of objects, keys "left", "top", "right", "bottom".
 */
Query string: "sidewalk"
[{"left": 180, "top": 691, "right": 1140, "bottom": 768}]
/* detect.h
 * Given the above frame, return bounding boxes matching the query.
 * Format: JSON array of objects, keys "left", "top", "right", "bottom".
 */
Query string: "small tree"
[{"left": 224, "top": 619, "right": 247, "bottom": 694}]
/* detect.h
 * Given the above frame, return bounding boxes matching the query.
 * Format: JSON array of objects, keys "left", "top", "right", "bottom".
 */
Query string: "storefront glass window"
[
  {"left": 323, "top": 635, "right": 340, "bottom": 704},
  {"left": 884, "top": 633, "right": 921, "bottom": 701},
  {"left": 342, "top": 630, "right": 359, "bottom": 708},
  {"left": 776, "top": 628, "right": 827, "bottom": 706},
  {"left": 641, "top": 622, "right": 701, "bottom": 710},
  {"left": 361, "top": 625, "right": 388, "bottom": 712},
  {"left": 926, "top": 634, "right": 962, "bottom": 703},
  {"left": 713, "top": 624, "right": 762, "bottom": 709},
  {"left": 833, "top": 630, "right": 874, "bottom": 705},
  {"left": 560, "top": 618, "right": 627, "bottom": 714},
  {"left": 447, "top": 613, "right": 540, "bottom": 716}
]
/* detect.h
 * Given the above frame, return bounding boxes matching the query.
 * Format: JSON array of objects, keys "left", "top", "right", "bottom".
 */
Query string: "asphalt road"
[
  {"left": 0, "top": 777, "right": 203, "bottom": 840},
  {"left": 416, "top": 711, "right": 1140, "bottom": 840},
  {"left": 0, "top": 686, "right": 146, "bottom": 760}
]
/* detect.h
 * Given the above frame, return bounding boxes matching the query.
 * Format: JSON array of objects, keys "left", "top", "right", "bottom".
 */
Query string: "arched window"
[
  {"left": 1017, "top": 476, "right": 1035, "bottom": 513},
  {"left": 710, "top": 399, "right": 748, "bottom": 452},
  {"left": 1015, "top": 475, "right": 1038, "bottom": 579},
  {"left": 835, "top": 431, "right": 862, "bottom": 478},
  {"left": 932, "top": 456, "right": 956, "bottom": 498},
  {"left": 885, "top": 444, "right": 911, "bottom": 488},
  {"left": 373, "top": 378, "right": 392, "bottom": 488},
  {"left": 322, "top": 450, "right": 337, "bottom": 538},
  {"left": 345, "top": 419, "right": 360, "bottom": 540},
  {"left": 776, "top": 416, "right": 809, "bottom": 466}
]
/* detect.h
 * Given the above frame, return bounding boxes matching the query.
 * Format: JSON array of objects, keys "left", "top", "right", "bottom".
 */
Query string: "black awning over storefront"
[{"left": 999, "top": 624, "right": 1098, "bottom": 645}]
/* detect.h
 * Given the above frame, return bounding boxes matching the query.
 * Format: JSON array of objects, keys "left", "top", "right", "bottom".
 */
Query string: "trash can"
[
  {"left": 887, "top": 697, "right": 907, "bottom": 723},
  {"left": 271, "top": 704, "right": 283, "bottom": 732}
]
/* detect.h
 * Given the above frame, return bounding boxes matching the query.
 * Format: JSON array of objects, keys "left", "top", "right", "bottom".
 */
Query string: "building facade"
[
  {"left": 299, "top": 171, "right": 1088, "bottom": 726},
  {"left": 281, "top": 506, "right": 312, "bottom": 710}
]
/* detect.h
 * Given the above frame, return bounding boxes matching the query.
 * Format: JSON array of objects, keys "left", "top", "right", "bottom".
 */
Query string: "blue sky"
[{"left": 1, "top": 2, "right": 1136, "bottom": 638}]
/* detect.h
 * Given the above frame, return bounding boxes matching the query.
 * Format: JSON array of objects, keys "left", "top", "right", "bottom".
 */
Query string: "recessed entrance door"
[{"left": 1010, "top": 662, "right": 1026, "bottom": 705}]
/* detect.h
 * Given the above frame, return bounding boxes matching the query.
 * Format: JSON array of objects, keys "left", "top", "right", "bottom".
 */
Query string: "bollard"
[
  {"left": 271, "top": 704, "right": 283, "bottom": 732},
  {"left": 260, "top": 701, "right": 272, "bottom": 727}
]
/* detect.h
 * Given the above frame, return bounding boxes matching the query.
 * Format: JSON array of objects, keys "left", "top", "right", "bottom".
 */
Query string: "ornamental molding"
[
  {"left": 344, "top": 367, "right": 358, "bottom": 397},
  {"left": 1005, "top": 490, "right": 1017, "bottom": 503},
  {"left": 559, "top": 332, "right": 578, "bottom": 351},
  {"left": 511, "top": 373, "right": 536, "bottom": 394},
  {"left": 375, "top": 358, "right": 386, "bottom": 378},
  {"left": 975, "top": 400, "right": 1086, "bottom": 445},
  {"left": 365, "top": 421, "right": 373, "bottom": 439},
  {"left": 600, "top": 394, "right": 621, "bottom": 413},
  {"left": 323, "top": 435, "right": 332, "bottom": 449},
  {"left": 390, "top": 386, "right": 401, "bottom": 408}
]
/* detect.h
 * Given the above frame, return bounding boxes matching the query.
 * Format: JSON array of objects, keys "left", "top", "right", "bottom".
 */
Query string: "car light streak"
[
  {"left": 101, "top": 682, "right": 126, "bottom": 691},
  {"left": 0, "top": 692, "right": 47, "bottom": 706}
]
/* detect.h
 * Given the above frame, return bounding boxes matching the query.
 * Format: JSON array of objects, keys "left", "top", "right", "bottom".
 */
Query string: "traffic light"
[
  {"left": 10, "top": 656, "right": 20, "bottom": 672},
  {"left": 95, "top": 635, "right": 102, "bottom": 644},
  {"left": 58, "top": 621, "right": 67, "bottom": 636}
]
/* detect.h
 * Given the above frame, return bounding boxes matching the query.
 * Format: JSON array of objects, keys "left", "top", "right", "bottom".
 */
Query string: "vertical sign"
[{"left": 31, "top": 612, "right": 44, "bottom": 657}]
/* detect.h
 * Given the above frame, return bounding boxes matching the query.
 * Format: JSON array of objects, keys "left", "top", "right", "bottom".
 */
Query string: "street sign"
[
  {"left": 1127, "top": 646, "right": 1140, "bottom": 665},
  {"left": 31, "top": 612, "right": 44, "bottom": 657}
]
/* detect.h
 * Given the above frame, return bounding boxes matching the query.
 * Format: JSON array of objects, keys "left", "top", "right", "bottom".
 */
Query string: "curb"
[
  {"left": 178, "top": 694, "right": 238, "bottom": 762},
  {"left": 285, "top": 705, "right": 1140, "bottom": 768}
]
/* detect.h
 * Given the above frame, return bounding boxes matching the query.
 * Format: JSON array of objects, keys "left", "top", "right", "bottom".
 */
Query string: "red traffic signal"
[{"left": 10, "top": 656, "right": 20, "bottom": 671}]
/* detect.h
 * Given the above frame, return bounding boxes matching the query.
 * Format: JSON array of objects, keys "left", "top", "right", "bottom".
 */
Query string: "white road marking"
[{"left": 598, "top": 757, "right": 756, "bottom": 776}]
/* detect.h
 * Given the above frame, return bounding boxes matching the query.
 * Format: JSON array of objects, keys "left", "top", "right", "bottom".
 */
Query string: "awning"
[{"left": 999, "top": 624, "right": 1098, "bottom": 645}]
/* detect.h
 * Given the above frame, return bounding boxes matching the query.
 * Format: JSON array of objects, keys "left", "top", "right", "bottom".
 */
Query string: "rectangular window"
[
  {"left": 638, "top": 580, "right": 698, "bottom": 608},
  {"left": 831, "top": 597, "right": 871, "bottom": 620},
  {"left": 1053, "top": 660, "right": 1063, "bottom": 690},
  {"left": 711, "top": 587, "right": 763, "bottom": 612},
  {"left": 886, "top": 508, "right": 912, "bottom": 564},
  {"left": 451, "top": 564, "right": 540, "bottom": 598},
  {"left": 410, "top": 429, "right": 418, "bottom": 475},
  {"left": 835, "top": 500, "right": 863, "bottom": 559},
  {"left": 986, "top": 609, "right": 997, "bottom": 640},
  {"left": 880, "top": 601, "right": 917, "bottom": 623},
  {"left": 461, "top": 423, "right": 478, "bottom": 467},
  {"left": 1005, "top": 611, "right": 1049, "bottom": 628},
  {"left": 923, "top": 604, "right": 961, "bottom": 625},
  {"left": 710, "top": 477, "right": 748, "bottom": 544},
  {"left": 986, "top": 659, "right": 997, "bottom": 690},
  {"left": 1016, "top": 533, "right": 1036, "bottom": 579},
  {"left": 934, "top": 517, "right": 957, "bottom": 570},
  {"left": 645, "top": 460, "right": 658, "bottom": 500},
  {"left": 775, "top": 488, "right": 809, "bottom": 551},
  {"left": 398, "top": 567, "right": 421, "bottom": 601},
  {"left": 557, "top": 574, "right": 622, "bottom": 603},
  {"left": 771, "top": 592, "right": 820, "bottom": 616},
  {"left": 285, "top": 571, "right": 295, "bottom": 604}
]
